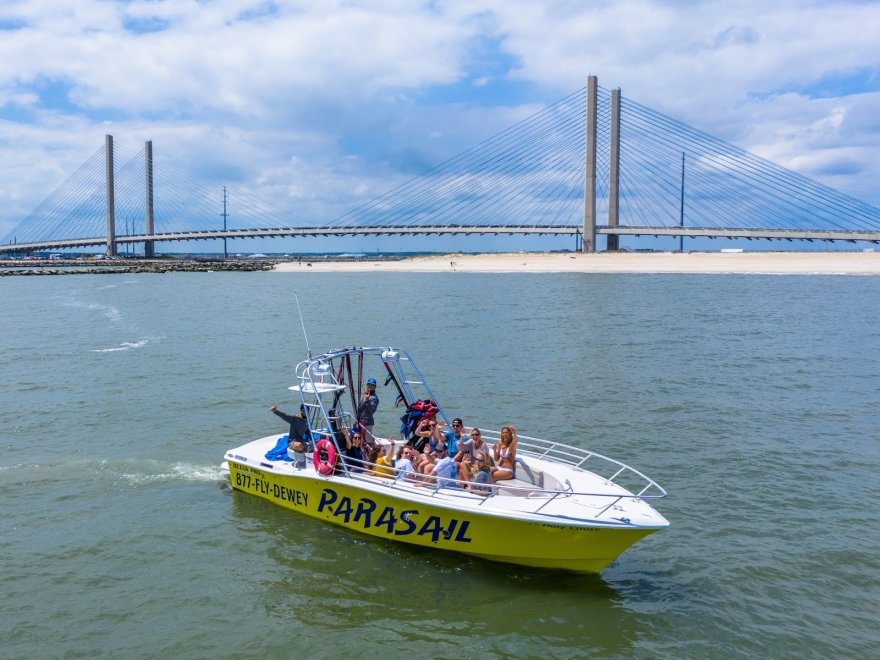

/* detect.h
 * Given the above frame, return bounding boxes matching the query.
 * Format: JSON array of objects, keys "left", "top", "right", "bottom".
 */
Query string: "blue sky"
[{"left": 1, "top": 0, "right": 879, "bottom": 253}]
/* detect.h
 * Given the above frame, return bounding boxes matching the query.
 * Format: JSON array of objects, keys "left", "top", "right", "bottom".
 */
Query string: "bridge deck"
[{"left": 2, "top": 225, "right": 878, "bottom": 254}]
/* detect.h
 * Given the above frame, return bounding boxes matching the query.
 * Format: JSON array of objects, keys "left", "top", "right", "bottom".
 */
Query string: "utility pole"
[{"left": 679, "top": 152, "right": 685, "bottom": 253}]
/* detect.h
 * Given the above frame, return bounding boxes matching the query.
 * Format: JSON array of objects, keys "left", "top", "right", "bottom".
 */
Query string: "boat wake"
[
  {"left": 91, "top": 459, "right": 228, "bottom": 490},
  {"left": 2, "top": 459, "right": 226, "bottom": 488},
  {"left": 62, "top": 295, "right": 161, "bottom": 353}
]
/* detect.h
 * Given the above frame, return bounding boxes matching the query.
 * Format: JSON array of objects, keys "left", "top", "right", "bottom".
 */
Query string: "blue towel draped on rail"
[{"left": 264, "top": 435, "right": 292, "bottom": 461}]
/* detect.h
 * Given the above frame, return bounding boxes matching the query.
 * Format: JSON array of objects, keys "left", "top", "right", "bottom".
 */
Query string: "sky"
[{"left": 1, "top": 0, "right": 879, "bottom": 254}]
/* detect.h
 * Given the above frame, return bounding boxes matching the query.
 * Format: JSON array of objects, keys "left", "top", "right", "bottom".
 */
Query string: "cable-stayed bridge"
[{"left": 3, "top": 75, "right": 879, "bottom": 255}]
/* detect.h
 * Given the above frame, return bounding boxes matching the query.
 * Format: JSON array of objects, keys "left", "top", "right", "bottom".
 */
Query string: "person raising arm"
[{"left": 491, "top": 425, "right": 518, "bottom": 483}]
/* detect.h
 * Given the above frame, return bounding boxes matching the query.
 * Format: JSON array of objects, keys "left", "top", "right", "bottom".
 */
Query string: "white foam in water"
[
  {"left": 95, "top": 460, "right": 227, "bottom": 490},
  {"left": 65, "top": 300, "right": 123, "bottom": 323},
  {"left": 92, "top": 338, "right": 152, "bottom": 353},
  {"left": 171, "top": 463, "right": 227, "bottom": 481}
]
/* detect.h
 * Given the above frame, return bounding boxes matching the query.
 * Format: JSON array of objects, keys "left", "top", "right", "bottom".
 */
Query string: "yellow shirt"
[{"left": 374, "top": 455, "right": 394, "bottom": 477}]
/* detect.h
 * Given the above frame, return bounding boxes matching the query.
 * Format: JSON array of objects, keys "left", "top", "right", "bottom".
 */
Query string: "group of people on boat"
[
  {"left": 341, "top": 420, "right": 518, "bottom": 495},
  {"left": 269, "top": 391, "right": 521, "bottom": 494},
  {"left": 403, "top": 417, "right": 519, "bottom": 484}
]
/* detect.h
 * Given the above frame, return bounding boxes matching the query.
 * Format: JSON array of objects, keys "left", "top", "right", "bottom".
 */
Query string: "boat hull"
[{"left": 227, "top": 459, "right": 657, "bottom": 573}]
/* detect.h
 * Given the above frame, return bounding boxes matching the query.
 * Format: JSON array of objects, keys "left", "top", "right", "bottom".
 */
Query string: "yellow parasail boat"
[{"left": 223, "top": 346, "right": 669, "bottom": 573}]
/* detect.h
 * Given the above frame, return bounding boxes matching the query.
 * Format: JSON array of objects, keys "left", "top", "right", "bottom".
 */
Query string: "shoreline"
[
  {"left": 274, "top": 251, "right": 880, "bottom": 275},
  {"left": 4, "top": 251, "right": 879, "bottom": 275}
]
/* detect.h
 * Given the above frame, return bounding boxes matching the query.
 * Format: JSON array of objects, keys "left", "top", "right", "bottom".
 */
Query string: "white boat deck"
[{"left": 225, "top": 434, "right": 668, "bottom": 530}]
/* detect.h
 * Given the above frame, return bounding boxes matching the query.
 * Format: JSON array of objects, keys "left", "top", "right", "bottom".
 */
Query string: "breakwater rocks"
[{"left": 0, "top": 258, "right": 278, "bottom": 276}]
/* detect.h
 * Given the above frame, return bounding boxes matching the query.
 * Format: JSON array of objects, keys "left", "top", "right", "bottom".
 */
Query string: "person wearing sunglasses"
[
  {"left": 468, "top": 452, "right": 493, "bottom": 495},
  {"left": 394, "top": 446, "right": 416, "bottom": 481},
  {"left": 438, "top": 417, "right": 466, "bottom": 455},
  {"left": 455, "top": 427, "right": 488, "bottom": 481},
  {"left": 428, "top": 444, "right": 458, "bottom": 488},
  {"left": 343, "top": 431, "right": 366, "bottom": 474},
  {"left": 410, "top": 417, "right": 435, "bottom": 453}
]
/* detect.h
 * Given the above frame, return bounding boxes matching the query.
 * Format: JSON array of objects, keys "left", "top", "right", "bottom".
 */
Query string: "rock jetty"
[{"left": 0, "top": 258, "right": 277, "bottom": 276}]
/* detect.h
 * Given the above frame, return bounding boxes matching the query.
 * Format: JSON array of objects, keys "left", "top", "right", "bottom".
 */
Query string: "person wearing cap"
[
  {"left": 356, "top": 377, "right": 379, "bottom": 442},
  {"left": 441, "top": 417, "right": 467, "bottom": 455},
  {"left": 269, "top": 404, "right": 312, "bottom": 452}
]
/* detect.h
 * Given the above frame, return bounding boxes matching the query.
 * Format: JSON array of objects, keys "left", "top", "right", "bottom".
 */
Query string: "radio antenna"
[{"left": 294, "top": 293, "right": 312, "bottom": 359}]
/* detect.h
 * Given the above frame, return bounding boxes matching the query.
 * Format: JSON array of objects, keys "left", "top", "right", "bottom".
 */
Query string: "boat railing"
[
  {"left": 289, "top": 347, "right": 665, "bottom": 507},
  {"left": 297, "top": 427, "right": 665, "bottom": 509},
  {"left": 329, "top": 449, "right": 665, "bottom": 518},
  {"left": 473, "top": 429, "right": 667, "bottom": 501}
]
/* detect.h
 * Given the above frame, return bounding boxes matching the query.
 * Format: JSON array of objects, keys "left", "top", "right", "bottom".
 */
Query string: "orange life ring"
[{"left": 313, "top": 438, "right": 337, "bottom": 476}]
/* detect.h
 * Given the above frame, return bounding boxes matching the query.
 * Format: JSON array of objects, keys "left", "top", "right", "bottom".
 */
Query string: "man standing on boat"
[{"left": 357, "top": 377, "right": 379, "bottom": 442}]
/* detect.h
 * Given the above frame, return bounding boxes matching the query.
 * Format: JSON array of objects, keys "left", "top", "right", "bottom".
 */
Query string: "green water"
[{"left": 2, "top": 272, "right": 878, "bottom": 658}]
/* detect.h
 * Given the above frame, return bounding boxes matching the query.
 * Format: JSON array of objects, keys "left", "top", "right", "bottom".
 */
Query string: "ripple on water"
[{"left": 2, "top": 272, "right": 879, "bottom": 657}]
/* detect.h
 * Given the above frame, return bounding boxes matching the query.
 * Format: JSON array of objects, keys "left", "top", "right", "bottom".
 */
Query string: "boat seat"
[
  {"left": 514, "top": 458, "right": 543, "bottom": 488},
  {"left": 494, "top": 478, "right": 542, "bottom": 496}
]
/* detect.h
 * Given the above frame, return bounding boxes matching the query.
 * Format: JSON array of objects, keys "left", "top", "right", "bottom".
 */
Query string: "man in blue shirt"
[{"left": 442, "top": 417, "right": 466, "bottom": 455}]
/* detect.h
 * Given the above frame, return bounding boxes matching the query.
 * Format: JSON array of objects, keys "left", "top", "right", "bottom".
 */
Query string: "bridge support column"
[
  {"left": 144, "top": 140, "right": 155, "bottom": 258},
  {"left": 105, "top": 134, "right": 117, "bottom": 256},
  {"left": 607, "top": 88, "right": 621, "bottom": 251},
  {"left": 582, "top": 75, "right": 597, "bottom": 253}
]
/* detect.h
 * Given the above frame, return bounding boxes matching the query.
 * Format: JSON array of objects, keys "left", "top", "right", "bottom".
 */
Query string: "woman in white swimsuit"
[{"left": 491, "top": 425, "right": 518, "bottom": 482}]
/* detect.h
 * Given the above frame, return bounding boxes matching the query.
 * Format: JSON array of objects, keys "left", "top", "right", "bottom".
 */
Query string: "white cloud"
[{"left": 1, "top": 0, "right": 878, "bottom": 244}]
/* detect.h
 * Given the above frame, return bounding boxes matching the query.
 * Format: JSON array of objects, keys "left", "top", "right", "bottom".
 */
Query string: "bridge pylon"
[
  {"left": 582, "top": 75, "right": 597, "bottom": 253},
  {"left": 145, "top": 140, "right": 155, "bottom": 258},
  {"left": 105, "top": 134, "right": 117, "bottom": 256},
  {"left": 607, "top": 88, "right": 621, "bottom": 251}
]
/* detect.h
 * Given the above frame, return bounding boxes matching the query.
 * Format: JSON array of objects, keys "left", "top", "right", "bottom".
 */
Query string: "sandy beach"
[{"left": 274, "top": 251, "right": 880, "bottom": 274}]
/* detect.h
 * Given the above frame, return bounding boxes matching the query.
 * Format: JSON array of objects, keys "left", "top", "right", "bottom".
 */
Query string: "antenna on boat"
[{"left": 294, "top": 293, "right": 312, "bottom": 359}]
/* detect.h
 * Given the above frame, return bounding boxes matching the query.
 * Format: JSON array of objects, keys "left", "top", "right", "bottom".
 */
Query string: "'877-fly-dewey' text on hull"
[{"left": 223, "top": 346, "right": 669, "bottom": 573}]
